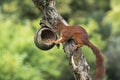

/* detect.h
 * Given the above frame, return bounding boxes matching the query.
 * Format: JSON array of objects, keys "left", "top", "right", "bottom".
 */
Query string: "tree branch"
[{"left": 32, "top": 0, "right": 92, "bottom": 80}]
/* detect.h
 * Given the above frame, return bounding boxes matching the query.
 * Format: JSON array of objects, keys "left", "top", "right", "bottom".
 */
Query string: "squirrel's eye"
[{"left": 54, "top": 26, "right": 57, "bottom": 29}]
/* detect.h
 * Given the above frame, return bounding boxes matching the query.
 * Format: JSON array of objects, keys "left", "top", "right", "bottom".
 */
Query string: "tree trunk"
[{"left": 32, "top": 0, "right": 92, "bottom": 80}]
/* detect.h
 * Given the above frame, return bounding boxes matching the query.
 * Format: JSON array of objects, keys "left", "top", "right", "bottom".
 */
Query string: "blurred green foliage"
[{"left": 0, "top": 0, "right": 120, "bottom": 80}]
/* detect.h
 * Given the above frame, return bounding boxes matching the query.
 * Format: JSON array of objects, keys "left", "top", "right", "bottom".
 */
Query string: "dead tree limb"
[{"left": 32, "top": 0, "right": 92, "bottom": 80}]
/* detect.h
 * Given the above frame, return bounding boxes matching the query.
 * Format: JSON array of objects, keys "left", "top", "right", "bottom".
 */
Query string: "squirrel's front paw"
[{"left": 54, "top": 41, "right": 59, "bottom": 44}]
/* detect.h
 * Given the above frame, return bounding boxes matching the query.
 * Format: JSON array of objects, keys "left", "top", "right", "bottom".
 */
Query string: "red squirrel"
[{"left": 52, "top": 19, "right": 105, "bottom": 80}]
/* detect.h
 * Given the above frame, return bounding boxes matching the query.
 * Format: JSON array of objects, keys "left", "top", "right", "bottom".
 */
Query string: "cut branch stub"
[{"left": 34, "top": 27, "right": 57, "bottom": 50}]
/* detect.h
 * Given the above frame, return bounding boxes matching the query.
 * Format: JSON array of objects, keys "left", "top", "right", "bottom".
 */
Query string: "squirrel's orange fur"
[{"left": 52, "top": 19, "right": 105, "bottom": 80}]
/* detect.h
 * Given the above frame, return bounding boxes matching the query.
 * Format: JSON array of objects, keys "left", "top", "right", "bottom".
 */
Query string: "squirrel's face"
[{"left": 52, "top": 21, "right": 60, "bottom": 32}]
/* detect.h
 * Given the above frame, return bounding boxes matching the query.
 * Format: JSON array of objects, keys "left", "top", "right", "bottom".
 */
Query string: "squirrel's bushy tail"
[{"left": 87, "top": 42, "right": 105, "bottom": 80}]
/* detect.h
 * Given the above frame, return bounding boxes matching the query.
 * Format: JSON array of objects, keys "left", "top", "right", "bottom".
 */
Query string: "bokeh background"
[{"left": 0, "top": 0, "right": 120, "bottom": 80}]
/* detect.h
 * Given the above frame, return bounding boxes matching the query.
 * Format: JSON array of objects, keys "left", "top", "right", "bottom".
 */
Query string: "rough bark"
[{"left": 32, "top": 0, "right": 92, "bottom": 80}]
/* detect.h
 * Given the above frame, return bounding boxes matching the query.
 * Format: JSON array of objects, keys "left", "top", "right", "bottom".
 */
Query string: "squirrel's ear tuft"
[{"left": 57, "top": 18, "right": 62, "bottom": 22}]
